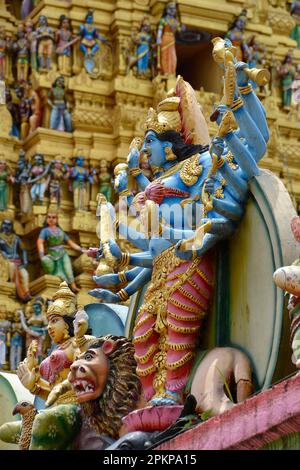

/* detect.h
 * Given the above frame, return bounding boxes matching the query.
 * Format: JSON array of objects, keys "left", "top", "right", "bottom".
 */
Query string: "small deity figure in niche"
[
  {"left": 13, "top": 24, "right": 30, "bottom": 82},
  {"left": 0, "top": 307, "right": 10, "bottom": 370},
  {"left": 49, "top": 159, "right": 68, "bottom": 207},
  {"left": 15, "top": 84, "right": 31, "bottom": 140},
  {"left": 290, "top": 1, "right": 300, "bottom": 49},
  {"left": 0, "top": 219, "right": 31, "bottom": 301},
  {"left": 0, "top": 159, "right": 14, "bottom": 212},
  {"left": 15, "top": 150, "right": 32, "bottom": 214},
  {"left": 19, "top": 297, "right": 48, "bottom": 362},
  {"left": 156, "top": 1, "right": 182, "bottom": 75},
  {"left": 97, "top": 160, "right": 113, "bottom": 203},
  {"left": 68, "top": 155, "right": 92, "bottom": 211},
  {"left": 48, "top": 76, "right": 72, "bottom": 132},
  {"left": 78, "top": 10, "right": 108, "bottom": 75},
  {"left": 10, "top": 311, "right": 24, "bottom": 371},
  {"left": 133, "top": 17, "right": 153, "bottom": 78},
  {"left": 25, "top": 19, "right": 38, "bottom": 72},
  {"left": 37, "top": 212, "right": 84, "bottom": 292},
  {"left": 225, "top": 9, "right": 248, "bottom": 61},
  {"left": 36, "top": 15, "right": 55, "bottom": 71},
  {"left": 278, "top": 51, "right": 297, "bottom": 109},
  {"left": 5, "top": 88, "right": 21, "bottom": 138},
  {"left": 23, "top": 80, "right": 42, "bottom": 134},
  {"left": 55, "top": 15, "right": 76, "bottom": 76},
  {"left": 28, "top": 154, "right": 50, "bottom": 205},
  {"left": 0, "top": 27, "right": 7, "bottom": 81}
]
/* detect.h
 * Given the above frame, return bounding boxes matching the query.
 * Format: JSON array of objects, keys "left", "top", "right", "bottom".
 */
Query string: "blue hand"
[
  {"left": 88, "top": 288, "right": 120, "bottom": 303},
  {"left": 108, "top": 239, "right": 122, "bottom": 260},
  {"left": 174, "top": 240, "right": 193, "bottom": 261},
  {"left": 235, "top": 61, "right": 249, "bottom": 87},
  {"left": 210, "top": 136, "right": 225, "bottom": 157},
  {"left": 93, "top": 273, "right": 121, "bottom": 287}
]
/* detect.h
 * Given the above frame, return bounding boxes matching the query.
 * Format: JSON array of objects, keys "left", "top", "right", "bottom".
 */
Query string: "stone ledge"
[{"left": 157, "top": 373, "right": 300, "bottom": 450}]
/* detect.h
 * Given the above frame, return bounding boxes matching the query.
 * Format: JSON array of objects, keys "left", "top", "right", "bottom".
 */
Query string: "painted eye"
[{"left": 84, "top": 353, "right": 93, "bottom": 361}]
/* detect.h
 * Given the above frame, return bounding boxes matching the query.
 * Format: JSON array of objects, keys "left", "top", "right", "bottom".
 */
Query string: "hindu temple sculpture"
[
  {"left": 21, "top": 0, "right": 35, "bottom": 20},
  {"left": 48, "top": 76, "right": 72, "bottom": 132},
  {"left": 15, "top": 84, "right": 31, "bottom": 140},
  {"left": 78, "top": 10, "right": 108, "bottom": 76},
  {"left": 0, "top": 306, "right": 10, "bottom": 369},
  {"left": 97, "top": 160, "right": 113, "bottom": 203},
  {"left": 13, "top": 24, "right": 30, "bottom": 82},
  {"left": 15, "top": 150, "right": 32, "bottom": 214},
  {"left": 68, "top": 155, "right": 92, "bottom": 211},
  {"left": 0, "top": 219, "right": 31, "bottom": 302},
  {"left": 19, "top": 297, "right": 48, "bottom": 362},
  {"left": 274, "top": 216, "right": 300, "bottom": 368},
  {"left": 55, "top": 15, "right": 75, "bottom": 76},
  {"left": 0, "top": 159, "right": 14, "bottom": 211},
  {"left": 225, "top": 9, "right": 248, "bottom": 62},
  {"left": 0, "top": 26, "right": 7, "bottom": 81},
  {"left": 17, "top": 282, "right": 94, "bottom": 406},
  {"left": 36, "top": 15, "right": 55, "bottom": 71},
  {"left": 132, "top": 17, "right": 153, "bottom": 79},
  {"left": 25, "top": 19, "right": 38, "bottom": 72},
  {"left": 290, "top": 1, "right": 300, "bottom": 49},
  {"left": 23, "top": 80, "right": 42, "bottom": 134},
  {"left": 278, "top": 51, "right": 297, "bottom": 109},
  {"left": 10, "top": 311, "right": 24, "bottom": 371},
  {"left": 5, "top": 88, "right": 21, "bottom": 138},
  {"left": 49, "top": 159, "right": 68, "bottom": 207},
  {"left": 156, "top": 1, "right": 182, "bottom": 75},
  {"left": 28, "top": 154, "right": 49, "bottom": 205},
  {"left": 90, "top": 38, "right": 270, "bottom": 407},
  {"left": 37, "top": 211, "right": 84, "bottom": 292}
]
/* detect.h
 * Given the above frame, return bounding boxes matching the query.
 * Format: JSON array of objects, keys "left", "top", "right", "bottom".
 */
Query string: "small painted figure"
[
  {"left": 37, "top": 212, "right": 83, "bottom": 292},
  {"left": 48, "top": 76, "right": 72, "bottom": 132},
  {"left": 0, "top": 315, "right": 10, "bottom": 369},
  {"left": 28, "top": 154, "right": 50, "bottom": 205},
  {"left": 10, "top": 313, "right": 24, "bottom": 371},
  {"left": 290, "top": 1, "right": 300, "bottom": 49},
  {"left": 97, "top": 160, "right": 113, "bottom": 203},
  {"left": 55, "top": 15, "right": 74, "bottom": 75},
  {"left": 157, "top": 1, "right": 182, "bottom": 75},
  {"left": 0, "top": 219, "right": 31, "bottom": 301},
  {"left": 36, "top": 15, "right": 55, "bottom": 71},
  {"left": 78, "top": 10, "right": 107, "bottom": 75},
  {"left": 0, "top": 160, "right": 14, "bottom": 211},
  {"left": 23, "top": 80, "right": 42, "bottom": 134},
  {"left": 49, "top": 159, "right": 68, "bottom": 207},
  {"left": 5, "top": 88, "right": 21, "bottom": 138},
  {"left": 0, "top": 27, "right": 7, "bottom": 81},
  {"left": 68, "top": 155, "right": 91, "bottom": 211},
  {"left": 278, "top": 51, "right": 296, "bottom": 109},
  {"left": 25, "top": 20, "right": 38, "bottom": 72},
  {"left": 15, "top": 150, "right": 32, "bottom": 214},
  {"left": 13, "top": 24, "right": 30, "bottom": 82},
  {"left": 21, "top": 297, "right": 48, "bottom": 362},
  {"left": 134, "top": 17, "right": 153, "bottom": 78},
  {"left": 15, "top": 84, "right": 31, "bottom": 140},
  {"left": 225, "top": 9, "right": 248, "bottom": 61}
]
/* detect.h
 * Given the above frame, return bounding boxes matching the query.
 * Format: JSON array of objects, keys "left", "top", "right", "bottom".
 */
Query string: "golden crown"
[
  {"left": 46, "top": 281, "right": 77, "bottom": 319},
  {"left": 144, "top": 96, "right": 181, "bottom": 134}
]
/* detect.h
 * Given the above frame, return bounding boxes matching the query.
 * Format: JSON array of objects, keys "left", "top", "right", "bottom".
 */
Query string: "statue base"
[{"left": 122, "top": 405, "right": 183, "bottom": 433}]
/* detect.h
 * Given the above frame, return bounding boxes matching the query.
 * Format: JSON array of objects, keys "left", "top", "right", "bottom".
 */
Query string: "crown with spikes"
[
  {"left": 46, "top": 281, "right": 77, "bottom": 319},
  {"left": 144, "top": 96, "right": 181, "bottom": 134}
]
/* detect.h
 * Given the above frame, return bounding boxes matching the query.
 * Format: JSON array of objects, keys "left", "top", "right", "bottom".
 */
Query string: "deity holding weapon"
[
  {"left": 55, "top": 15, "right": 78, "bottom": 76},
  {"left": 156, "top": 1, "right": 182, "bottom": 75},
  {"left": 0, "top": 219, "right": 31, "bottom": 302},
  {"left": 13, "top": 24, "right": 30, "bottom": 83},
  {"left": 90, "top": 36, "right": 270, "bottom": 407}
]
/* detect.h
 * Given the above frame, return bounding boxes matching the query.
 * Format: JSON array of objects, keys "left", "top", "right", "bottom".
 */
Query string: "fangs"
[{"left": 72, "top": 379, "right": 95, "bottom": 395}]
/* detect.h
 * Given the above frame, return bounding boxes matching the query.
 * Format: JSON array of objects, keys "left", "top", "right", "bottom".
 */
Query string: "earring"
[
  {"left": 165, "top": 146, "right": 176, "bottom": 161},
  {"left": 63, "top": 328, "right": 70, "bottom": 340}
]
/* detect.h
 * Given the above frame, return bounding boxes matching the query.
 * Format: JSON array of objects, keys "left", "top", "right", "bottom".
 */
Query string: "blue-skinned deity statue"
[
  {"left": 89, "top": 38, "right": 270, "bottom": 407},
  {"left": 78, "top": 10, "right": 108, "bottom": 75}
]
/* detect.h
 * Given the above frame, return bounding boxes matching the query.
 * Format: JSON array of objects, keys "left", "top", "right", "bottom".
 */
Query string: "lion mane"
[{"left": 81, "top": 335, "right": 141, "bottom": 439}]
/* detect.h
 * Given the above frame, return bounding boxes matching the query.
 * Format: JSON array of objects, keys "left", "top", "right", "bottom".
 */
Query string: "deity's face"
[
  {"left": 86, "top": 13, "right": 94, "bottom": 25},
  {"left": 75, "top": 156, "right": 84, "bottom": 167},
  {"left": 46, "top": 213, "right": 58, "bottom": 227},
  {"left": 47, "top": 314, "right": 68, "bottom": 344},
  {"left": 54, "top": 161, "right": 62, "bottom": 170},
  {"left": 166, "top": 3, "right": 177, "bottom": 17},
  {"left": 25, "top": 21, "right": 33, "bottom": 33},
  {"left": 38, "top": 15, "right": 47, "bottom": 27},
  {"left": 0, "top": 160, "right": 6, "bottom": 171},
  {"left": 235, "top": 18, "right": 246, "bottom": 30},
  {"left": 56, "top": 76, "right": 65, "bottom": 88},
  {"left": 141, "top": 131, "right": 172, "bottom": 170},
  {"left": 62, "top": 18, "right": 70, "bottom": 30},
  {"left": 34, "top": 154, "right": 44, "bottom": 166},
  {"left": 32, "top": 302, "right": 42, "bottom": 315},
  {"left": 68, "top": 347, "right": 109, "bottom": 403},
  {"left": 1, "top": 220, "right": 13, "bottom": 234}
]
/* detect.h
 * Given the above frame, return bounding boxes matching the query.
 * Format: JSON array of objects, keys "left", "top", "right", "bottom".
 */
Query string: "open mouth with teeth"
[{"left": 71, "top": 379, "right": 96, "bottom": 401}]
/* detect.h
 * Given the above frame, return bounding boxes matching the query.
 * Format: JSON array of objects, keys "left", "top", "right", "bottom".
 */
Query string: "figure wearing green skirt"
[{"left": 37, "top": 212, "right": 84, "bottom": 292}]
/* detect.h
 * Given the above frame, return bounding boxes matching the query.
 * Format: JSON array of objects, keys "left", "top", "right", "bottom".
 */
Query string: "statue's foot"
[{"left": 218, "top": 111, "right": 234, "bottom": 137}]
